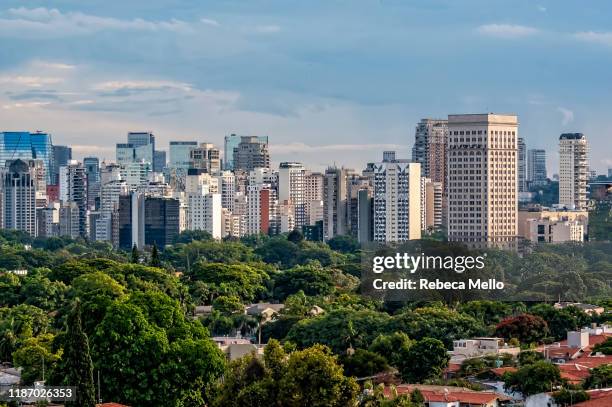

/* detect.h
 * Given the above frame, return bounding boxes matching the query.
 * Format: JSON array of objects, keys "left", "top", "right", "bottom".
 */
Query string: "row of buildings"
[{"left": 0, "top": 113, "right": 598, "bottom": 249}]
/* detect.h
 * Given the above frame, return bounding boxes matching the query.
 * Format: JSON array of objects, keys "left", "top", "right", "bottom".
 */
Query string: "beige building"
[
  {"left": 447, "top": 114, "right": 518, "bottom": 249},
  {"left": 559, "top": 133, "right": 588, "bottom": 211},
  {"left": 518, "top": 207, "right": 588, "bottom": 242},
  {"left": 421, "top": 177, "right": 443, "bottom": 232}
]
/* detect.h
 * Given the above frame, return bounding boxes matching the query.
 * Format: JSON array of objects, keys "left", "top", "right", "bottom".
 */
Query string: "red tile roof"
[
  {"left": 573, "top": 392, "right": 612, "bottom": 407},
  {"left": 490, "top": 366, "right": 517, "bottom": 377},
  {"left": 383, "top": 385, "right": 509, "bottom": 405}
]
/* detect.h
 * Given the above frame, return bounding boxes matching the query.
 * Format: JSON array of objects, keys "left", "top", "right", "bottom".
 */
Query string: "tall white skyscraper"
[
  {"left": 373, "top": 161, "right": 421, "bottom": 242},
  {"left": 59, "top": 160, "right": 88, "bottom": 237},
  {"left": 323, "top": 167, "right": 349, "bottom": 239},
  {"left": 559, "top": 133, "right": 588, "bottom": 210},
  {"left": 447, "top": 114, "right": 518, "bottom": 249},
  {"left": 279, "top": 162, "right": 307, "bottom": 229}
]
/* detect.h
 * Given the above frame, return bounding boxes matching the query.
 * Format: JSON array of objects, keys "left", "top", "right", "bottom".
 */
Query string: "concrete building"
[
  {"left": 447, "top": 114, "right": 518, "bottom": 249},
  {"left": 411, "top": 119, "right": 448, "bottom": 192},
  {"left": 59, "top": 160, "right": 88, "bottom": 237},
  {"left": 215, "top": 171, "right": 236, "bottom": 211},
  {"left": 525, "top": 218, "right": 584, "bottom": 243},
  {"left": 357, "top": 188, "right": 373, "bottom": 243},
  {"left": 559, "top": 133, "right": 589, "bottom": 210},
  {"left": 121, "top": 160, "right": 151, "bottom": 191},
  {"left": 451, "top": 337, "right": 520, "bottom": 363},
  {"left": 347, "top": 174, "right": 372, "bottom": 239},
  {"left": 224, "top": 134, "right": 268, "bottom": 171},
  {"left": 3, "top": 159, "right": 37, "bottom": 235},
  {"left": 153, "top": 150, "right": 166, "bottom": 173},
  {"left": 190, "top": 142, "right": 221, "bottom": 174},
  {"left": 373, "top": 160, "right": 421, "bottom": 242},
  {"left": 518, "top": 206, "right": 588, "bottom": 242},
  {"left": 36, "top": 202, "right": 60, "bottom": 238},
  {"left": 59, "top": 201, "right": 80, "bottom": 238},
  {"left": 188, "top": 193, "right": 222, "bottom": 239},
  {"left": 84, "top": 156, "right": 100, "bottom": 210},
  {"left": 233, "top": 136, "right": 270, "bottom": 171},
  {"left": 527, "top": 149, "right": 547, "bottom": 186},
  {"left": 421, "top": 177, "right": 443, "bottom": 232},
  {"left": 246, "top": 184, "right": 278, "bottom": 236},
  {"left": 279, "top": 162, "right": 307, "bottom": 229},
  {"left": 517, "top": 137, "right": 527, "bottom": 192},
  {"left": 323, "top": 167, "right": 349, "bottom": 239}
]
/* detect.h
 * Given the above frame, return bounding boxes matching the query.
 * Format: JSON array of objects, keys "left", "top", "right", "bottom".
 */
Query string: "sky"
[{"left": 0, "top": 0, "right": 611, "bottom": 173}]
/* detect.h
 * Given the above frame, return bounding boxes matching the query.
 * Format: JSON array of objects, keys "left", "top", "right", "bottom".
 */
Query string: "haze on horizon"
[{"left": 0, "top": 0, "right": 611, "bottom": 174}]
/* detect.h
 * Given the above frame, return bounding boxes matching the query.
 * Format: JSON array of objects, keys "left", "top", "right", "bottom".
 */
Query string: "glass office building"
[{"left": 0, "top": 132, "right": 53, "bottom": 184}]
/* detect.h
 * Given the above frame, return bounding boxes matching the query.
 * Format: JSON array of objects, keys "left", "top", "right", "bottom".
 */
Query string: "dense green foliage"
[{"left": 0, "top": 229, "right": 610, "bottom": 405}]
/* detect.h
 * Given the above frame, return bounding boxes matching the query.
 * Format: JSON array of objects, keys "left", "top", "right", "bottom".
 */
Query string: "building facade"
[
  {"left": 559, "top": 133, "right": 589, "bottom": 211},
  {"left": 447, "top": 114, "right": 518, "bottom": 249}
]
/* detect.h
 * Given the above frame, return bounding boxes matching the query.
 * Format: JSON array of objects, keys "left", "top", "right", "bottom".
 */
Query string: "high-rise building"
[
  {"left": 234, "top": 136, "right": 270, "bottom": 172},
  {"left": 447, "top": 114, "right": 518, "bottom": 248},
  {"left": 527, "top": 149, "right": 547, "bottom": 186},
  {"left": 246, "top": 184, "right": 278, "bottom": 236},
  {"left": 190, "top": 143, "right": 221, "bottom": 174},
  {"left": 84, "top": 156, "right": 100, "bottom": 210},
  {"left": 421, "top": 177, "right": 443, "bottom": 232},
  {"left": 412, "top": 119, "right": 448, "bottom": 191},
  {"left": 188, "top": 192, "right": 222, "bottom": 239},
  {"left": 3, "top": 159, "right": 37, "bottom": 235},
  {"left": 357, "top": 188, "right": 373, "bottom": 243},
  {"left": 517, "top": 137, "right": 527, "bottom": 192},
  {"left": 0, "top": 132, "right": 53, "bottom": 184},
  {"left": 373, "top": 160, "right": 421, "bottom": 242},
  {"left": 169, "top": 141, "right": 197, "bottom": 168},
  {"left": 215, "top": 171, "right": 236, "bottom": 211},
  {"left": 59, "top": 160, "right": 88, "bottom": 237},
  {"left": 116, "top": 132, "right": 155, "bottom": 165},
  {"left": 121, "top": 161, "right": 151, "bottom": 191},
  {"left": 51, "top": 145, "right": 72, "bottom": 185},
  {"left": 279, "top": 162, "right": 307, "bottom": 229},
  {"left": 59, "top": 201, "right": 80, "bottom": 238},
  {"left": 559, "top": 133, "right": 589, "bottom": 210},
  {"left": 153, "top": 150, "right": 166, "bottom": 173},
  {"left": 347, "top": 174, "right": 372, "bottom": 238},
  {"left": 118, "top": 193, "right": 179, "bottom": 249},
  {"left": 224, "top": 134, "right": 268, "bottom": 170},
  {"left": 323, "top": 167, "right": 348, "bottom": 239}
]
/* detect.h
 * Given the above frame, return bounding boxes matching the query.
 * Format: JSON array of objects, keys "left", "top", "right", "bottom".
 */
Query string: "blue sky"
[{"left": 0, "top": 0, "right": 611, "bottom": 173}]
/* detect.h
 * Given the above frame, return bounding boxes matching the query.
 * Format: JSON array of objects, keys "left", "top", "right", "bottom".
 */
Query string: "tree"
[
  {"left": 584, "top": 364, "right": 612, "bottom": 389},
  {"left": 327, "top": 235, "right": 359, "bottom": 254},
  {"left": 518, "top": 350, "right": 545, "bottom": 366},
  {"left": 285, "top": 309, "right": 392, "bottom": 354},
  {"left": 553, "top": 389, "right": 589, "bottom": 406},
  {"left": 279, "top": 344, "right": 359, "bottom": 407},
  {"left": 213, "top": 295, "right": 245, "bottom": 315},
  {"left": 287, "top": 229, "right": 304, "bottom": 244},
  {"left": 210, "top": 341, "right": 358, "bottom": 407},
  {"left": 12, "top": 333, "right": 60, "bottom": 384},
  {"left": 592, "top": 337, "right": 612, "bottom": 355},
  {"left": 503, "top": 361, "right": 562, "bottom": 396},
  {"left": 398, "top": 338, "right": 449, "bottom": 383},
  {"left": 494, "top": 314, "right": 549, "bottom": 345},
  {"left": 340, "top": 348, "right": 389, "bottom": 378},
  {"left": 369, "top": 332, "right": 414, "bottom": 367},
  {"left": 131, "top": 244, "right": 140, "bottom": 264},
  {"left": 63, "top": 300, "right": 96, "bottom": 407},
  {"left": 150, "top": 243, "right": 161, "bottom": 267},
  {"left": 272, "top": 264, "right": 336, "bottom": 300}
]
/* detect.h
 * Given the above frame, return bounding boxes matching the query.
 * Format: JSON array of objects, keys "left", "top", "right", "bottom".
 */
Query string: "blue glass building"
[{"left": 0, "top": 132, "right": 53, "bottom": 184}]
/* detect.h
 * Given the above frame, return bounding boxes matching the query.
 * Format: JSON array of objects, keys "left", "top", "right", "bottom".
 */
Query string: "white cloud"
[
  {"left": 2, "top": 101, "right": 52, "bottom": 109},
  {"left": 0, "top": 7, "right": 191, "bottom": 38},
  {"left": 573, "top": 31, "right": 612, "bottom": 46},
  {"left": 93, "top": 80, "right": 193, "bottom": 93},
  {"left": 477, "top": 24, "right": 539, "bottom": 39},
  {"left": 33, "top": 61, "right": 76, "bottom": 70},
  {"left": 537, "top": 6, "right": 547, "bottom": 13},
  {"left": 0, "top": 75, "right": 63, "bottom": 87},
  {"left": 201, "top": 18, "right": 220, "bottom": 27},
  {"left": 557, "top": 107, "right": 574, "bottom": 125}
]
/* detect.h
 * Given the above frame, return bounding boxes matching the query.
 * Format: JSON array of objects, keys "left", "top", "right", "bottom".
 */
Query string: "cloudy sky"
[{"left": 0, "top": 0, "right": 611, "bottom": 173}]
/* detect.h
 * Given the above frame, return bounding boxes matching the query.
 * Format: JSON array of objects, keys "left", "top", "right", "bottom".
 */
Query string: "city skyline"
[{"left": 0, "top": 1, "right": 611, "bottom": 173}]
